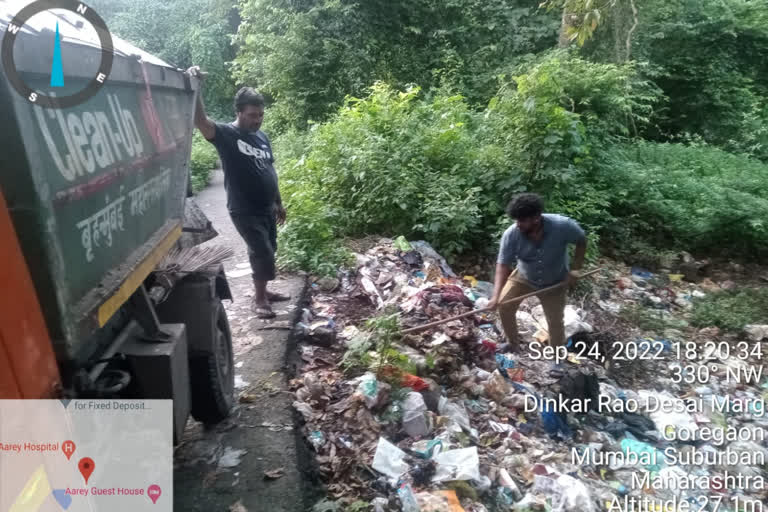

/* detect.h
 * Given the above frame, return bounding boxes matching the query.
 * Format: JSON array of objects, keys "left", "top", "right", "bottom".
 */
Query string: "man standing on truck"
[
  {"left": 486, "top": 193, "right": 587, "bottom": 349},
  {"left": 187, "top": 66, "right": 289, "bottom": 318}
]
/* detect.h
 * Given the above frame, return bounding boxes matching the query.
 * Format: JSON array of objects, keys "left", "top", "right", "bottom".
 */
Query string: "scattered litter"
[
  {"left": 403, "top": 392, "right": 431, "bottom": 437},
  {"left": 258, "top": 322, "right": 292, "bottom": 330},
  {"left": 397, "top": 482, "right": 420, "bottom": 512},
  {"left": 229, "top": 499, "right": 248, "bottom": 512},
  {"left": 432, "top": 447, "right": 480, "bottom": 482},
  {"left": 286, "top": 237, "right": 766, "bottom": 509},
  {"left": 234, "top": 375, "right": 249, "bottom": 389},
  {"left": 532, "top": 474, "right": 596, "bottom": 512},
  {"left": 372, "top": 437, "right": 409, "bottom": 482},
  {"left": 218, "top": 447, "right": 247, "bottom": 468},
  {"left": 745, "top": 324, "right": 768, "bottom": 341},
  {"left": 263, "top": 467, "right": 285, "bottom": 480},
  {"left": 415, "top": 490, "right": 465, "bottom": 511}
]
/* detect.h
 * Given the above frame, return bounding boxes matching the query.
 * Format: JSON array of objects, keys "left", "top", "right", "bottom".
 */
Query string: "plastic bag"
[
  {"left": 356, "top": 373, "right": 380, "bottom": 409},
  {"left": 403, "top": 392, "right": 431, "bottom": 438},
  {"left": 531, "top": 304, "right": 593, "bottom": 341},
  {"left": 745, "top": 324, "right": 768, "bottom": 341},
  {"left": 620, "top": 438, "right": 663, "bottom": 471},
  {"left": 372, "top": 437, "right": 409, "bottom": 481},
  {"left": 511, "top": 494, "right": 549, "bottom": 511},
  {"left": 495, "top": 354, "right": 516, "bottom": 380},
  {"left": 402, "top": 374, "right": 429, "bottom": 392},
  {"left": 540, "top": 402, "right": 572, "bottom": 439},
  {"left": 484, "top": 370, "right": 510, "bottom": 403},
  {"left": 639, "top": 390, "right": 698, "bottom": 437},
  {"left": 372, "top": 497, "right": 388, "bottom": 512},
  {"left": 532, "top": 474, "right": 596, "bottom": 512},
  {"left": 498, "top": 468, "right": 522, "bottom": 501},
  {"left": 473, "top": 281, "right": 494, "bottom": 299},
  {"left": 432, "top": 447, "right": 480, "bottom": 482},
  {"left": 397, "top": 482, "right": 420, "bottom": 512},
  {"left": 411, "top": 240, "right": 456, "bottom": 277},
  {"left": 438, "top": 397, "right": 470, "bottom": 431}
]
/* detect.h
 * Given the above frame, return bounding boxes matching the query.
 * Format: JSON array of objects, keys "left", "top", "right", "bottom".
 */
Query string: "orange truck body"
[{"left": 0, "top": 189, "right": 61, "bottom": 398}]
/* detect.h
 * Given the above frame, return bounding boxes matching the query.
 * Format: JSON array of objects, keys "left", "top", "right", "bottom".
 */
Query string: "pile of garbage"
[{"left": 290, "top": 238, "right": 768, "bottom": 511}]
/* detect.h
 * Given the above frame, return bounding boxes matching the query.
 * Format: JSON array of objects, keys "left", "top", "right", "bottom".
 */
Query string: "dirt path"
[{"left": 173, "top": 170, "right": 314, "bottom": 511}]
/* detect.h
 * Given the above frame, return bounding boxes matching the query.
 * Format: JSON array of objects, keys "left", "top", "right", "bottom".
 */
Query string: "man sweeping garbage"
[
  {"left": 486, "top": 193, "right": 587, "bottom": 349},
  {"left": 187, "top": 66, "right": 289, "bottom": 318}
]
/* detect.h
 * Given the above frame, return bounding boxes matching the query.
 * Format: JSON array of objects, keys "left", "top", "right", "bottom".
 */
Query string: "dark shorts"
[{"left": 230, "top": 214, "right": 277, "bottom": 282}]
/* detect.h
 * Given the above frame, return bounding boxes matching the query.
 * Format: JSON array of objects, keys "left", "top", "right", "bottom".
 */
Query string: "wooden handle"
[{"left": 400, "top": 268, "right": 602, "bottom": 335}]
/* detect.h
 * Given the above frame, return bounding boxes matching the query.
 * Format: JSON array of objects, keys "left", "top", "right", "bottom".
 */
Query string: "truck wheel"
[{"left": 189, "top": 300, "right": 234, "bottom": 424}]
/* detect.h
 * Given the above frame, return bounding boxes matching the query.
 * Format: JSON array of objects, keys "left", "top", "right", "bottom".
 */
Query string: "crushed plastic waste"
[
  {"left": 403, "top": 392, "right": 432, "bottom": 438},
  {"left": 288, "top": 238, "right": 766, "bottom": 510}
]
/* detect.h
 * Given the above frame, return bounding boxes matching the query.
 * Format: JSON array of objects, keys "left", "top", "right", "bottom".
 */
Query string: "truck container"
[{"left": 0, "top": 4, "right": 234, "bottom": 441}]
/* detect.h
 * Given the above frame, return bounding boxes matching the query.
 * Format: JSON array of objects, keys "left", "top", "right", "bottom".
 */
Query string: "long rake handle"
[{"left": 400, "top": 268, "right": 602, "bottom": 335}]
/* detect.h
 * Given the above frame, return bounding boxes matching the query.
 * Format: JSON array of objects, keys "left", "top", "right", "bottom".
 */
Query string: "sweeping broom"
[
  {"left": 156, "top": 245, "right": 235, "bottom": 275},
  {"left": 150, "top": 245, "right": 235, "bottom": 302}
]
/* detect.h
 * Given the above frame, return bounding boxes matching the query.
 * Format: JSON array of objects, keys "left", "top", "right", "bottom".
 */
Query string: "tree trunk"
[
  {"left": 557, "top": 4, "right": 583, "bottom": 48},
  {"left": 558, "top": 6, "right": 574, "bottom": 47}
]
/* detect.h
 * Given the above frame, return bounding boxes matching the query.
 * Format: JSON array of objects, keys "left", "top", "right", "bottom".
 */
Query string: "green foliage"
[
  {"left": 88, "top": 0, "right": 238, "bottom": 120},
  {"left": 274, "top": 130, "right": 355, "bottom": 276},
  {"left": 233, "top": 0, "right": 558, "bottom": 132},
  {"left": 277, "top": 83, "right": 500, "bottom": 259},
  {"left": 638, "top": 0, "right": 768, "bottom": 158},
  {"left": 91, "top": 0, "right": 768, "bottom": 275},
  {"left": 493, "top": 51, "right": 661, "bottom": 144},
  {"left": 597, "top": 142, "right": 768, "bottom": 259},
  {"left": 691, "top": 288, "right": 768, "bottom": 332},
  {"left": 274, "top": 55, "right": 663, "bottom": 270},
  {"left": 340, "top": 335, "right": 373, "bottom": 377},
  {"left": 541, "top": 0, "right": 620, "bottom": 47},
  {"left": 344, "top": 502, "right": 371, "bottom": 512},
  {"left": 364, "top": 310, "right": 402, "bottom": 375},
  {"left": 189, "top": 132, "right": 218, "bottom": 193},
  {"left": 312, "top": 500, "right": 342, "bottom": 512},
  {"left": 584, "top": 0, "right": 768, "bottom": 158},
  {"left": 340, "top": 311, "right": 413, "bottom": 378}
]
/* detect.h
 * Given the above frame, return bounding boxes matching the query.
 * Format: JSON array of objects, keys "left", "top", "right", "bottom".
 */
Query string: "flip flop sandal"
[
  {"left": 266, "top": 290, "right": 291, "bottom": 302},
  {"left": 253, "top": 304, "right": 276, "bottom": 319}
]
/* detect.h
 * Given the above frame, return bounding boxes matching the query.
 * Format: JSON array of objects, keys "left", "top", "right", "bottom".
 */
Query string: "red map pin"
[
  {"left": 62, "top": 440, "right": 76, "bottom": 460},
  {"left": 78, "top": 457, "right": 95, "bottom": 484}
]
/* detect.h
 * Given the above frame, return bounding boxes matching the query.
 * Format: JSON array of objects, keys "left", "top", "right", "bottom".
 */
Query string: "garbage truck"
[{"left": 0, "top": 5, "right": 234, "bottom": 442}]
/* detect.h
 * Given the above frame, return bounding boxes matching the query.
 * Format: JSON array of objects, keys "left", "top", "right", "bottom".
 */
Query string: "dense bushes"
[
  {"left": 233, "top": 0, "right": 558, "bottom": 133},
  {"left": 275, "top": 51, "right": 768, "bottom": 272},
  {"left": 598, "top": 142, "right": 768, "bottom": 259},
  {"left": 276, "top": 84, "right": 499, "bottom": 264}
]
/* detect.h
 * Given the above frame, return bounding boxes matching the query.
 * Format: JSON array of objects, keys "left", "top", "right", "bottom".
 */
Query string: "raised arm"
[{"left": 187, "top": 66, "right": 215, "bottom": 141}]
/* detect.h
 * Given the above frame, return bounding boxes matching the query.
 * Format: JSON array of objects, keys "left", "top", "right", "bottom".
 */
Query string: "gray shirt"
[{"left": 497, "top": 214, "right": 586, "bottom": 288}]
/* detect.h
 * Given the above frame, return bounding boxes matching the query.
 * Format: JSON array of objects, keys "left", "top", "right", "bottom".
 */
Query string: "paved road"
[{"left": 173, "top": 170, "right": 313, "bottom": 511}]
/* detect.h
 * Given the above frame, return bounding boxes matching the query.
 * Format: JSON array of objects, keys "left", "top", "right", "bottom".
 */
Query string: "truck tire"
[{"left": 189, "top": 300, "right": 234, "bottom": 424}]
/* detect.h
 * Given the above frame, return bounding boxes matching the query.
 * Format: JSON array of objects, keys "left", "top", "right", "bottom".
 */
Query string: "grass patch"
[{"left": 691, "top": 288, "right": 768, "bottom": 331}]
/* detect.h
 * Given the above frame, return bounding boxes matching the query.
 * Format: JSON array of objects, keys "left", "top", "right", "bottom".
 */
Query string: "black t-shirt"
[{"left": 207, "top": 122, "right": 279, "bottom": 215}]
